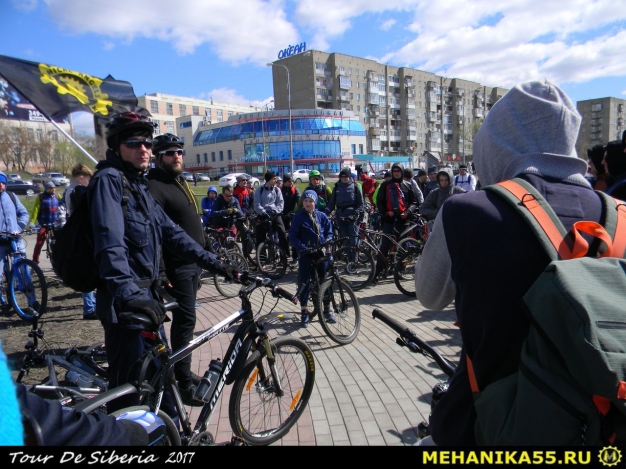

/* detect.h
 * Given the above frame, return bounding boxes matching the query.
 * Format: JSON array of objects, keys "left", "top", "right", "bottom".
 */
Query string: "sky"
[{"left": 2, "top": 0, "right": 626, "bottom": 135}]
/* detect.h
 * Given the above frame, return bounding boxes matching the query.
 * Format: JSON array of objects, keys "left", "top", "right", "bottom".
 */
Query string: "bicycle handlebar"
[
  {"left": 235, "top": 272, "right": 299, "bottom": 304},
  {"left": 372, "top": 308, "right": 457, "bottom": 377},
  {"left": 298, "top": 237, "right": 348, "bottom": 255}
]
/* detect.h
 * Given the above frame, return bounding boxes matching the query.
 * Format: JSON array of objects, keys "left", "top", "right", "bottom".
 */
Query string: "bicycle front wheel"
[
  {"left": 214, "top": 251, "right": 248, "bottom": 298},
  {"left": 9, "top": 259, "right": 47, "bottom": 320},
  {"left": 332, "top": 245, "right": 375, "bottom": 291},
  {"left": 256, "top": 242, "right": 287, "bottom": 280},
  {"left": 317, "top": 278, "right": 360, "bottom": 345},
  {"left": 394, "top": 239, "right": 421, "bottom": 297},
  {"left": 229, "top": 336, "right": 315, "bottom": 446}
]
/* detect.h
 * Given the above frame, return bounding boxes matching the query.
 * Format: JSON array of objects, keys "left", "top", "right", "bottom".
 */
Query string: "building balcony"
[
  {"left": 369, "top": 127, "right": 381, "bottom": 136},
  {"left": 389, "top": 135, "right": 402, "bottom": 142},
  {"left": 338, "top": 94, "right": 350, "bottom": 102},
  {"left": 473, "top": 109, "right": 484, "bottom": 118},
  {"left": 339, "top": 81, "right": 351, "bottom": 90}
]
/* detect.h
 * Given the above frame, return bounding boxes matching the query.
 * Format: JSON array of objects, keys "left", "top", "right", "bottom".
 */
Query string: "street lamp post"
[
  {"left": 267, "top": 62, "right": 294, "bottom": 176},
  {"left": 260, "top": 100, "right": 274, "bottom": 173}
]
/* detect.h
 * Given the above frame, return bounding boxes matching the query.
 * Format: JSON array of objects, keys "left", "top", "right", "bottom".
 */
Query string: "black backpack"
[{"left": 51, "top": 170, "right": 131, "bottom": 293}]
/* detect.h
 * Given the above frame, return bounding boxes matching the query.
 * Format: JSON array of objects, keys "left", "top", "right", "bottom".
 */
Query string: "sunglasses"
[
  {"left": 159, "top": 149, "right": 183, "bottom": 157},
  {"left": 340, "top": 175, "right": 350, "bottom": 178},
  {"left": 123, "top": 138, "right": 153, "bottom": 149},
  {"left": 223, "top": 193, "right": 233, "bottom": 198}
]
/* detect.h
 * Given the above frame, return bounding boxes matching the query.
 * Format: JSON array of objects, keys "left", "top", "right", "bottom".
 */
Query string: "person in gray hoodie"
[
  {"left": 253, "top": 170, "right": 289, "bottom": 257},
  {"left": 419, "top": 167, "right": 465, "bottom": 222},
  {"left": 414, "top": 80, "right": 599, "bottom": 446}
]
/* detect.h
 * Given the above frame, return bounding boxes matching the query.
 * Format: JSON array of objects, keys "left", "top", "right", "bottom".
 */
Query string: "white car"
[
  {"left": 38, "top": 172, "right": 69, "bottom": 186},
  {"left": 195, "top": 173, "right": 210, "bottom": 182},
  {"left": 290, "top": 169, "right": 325, "bottom": 184},
  {"left": 181, "top": 171, "right": 194, "bottom": 182},
  {"left": 218, "top": 173, "right": 260, "bottom": 187}
]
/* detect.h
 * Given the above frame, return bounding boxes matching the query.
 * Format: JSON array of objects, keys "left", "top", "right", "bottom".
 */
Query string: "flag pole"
[{"left": 47, "top": 118, "right": 98, "bottom": 165}]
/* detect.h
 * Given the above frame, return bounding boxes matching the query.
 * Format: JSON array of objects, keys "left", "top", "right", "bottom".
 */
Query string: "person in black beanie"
[
  {"left": 423, "top": 165, "right": 439, "bottom": 198},
  {"left": 603, "top": 139, "right": 626, "bottom": 201},
  {"left": 586, "top": 144, "right": 607, "bottom": 191}
]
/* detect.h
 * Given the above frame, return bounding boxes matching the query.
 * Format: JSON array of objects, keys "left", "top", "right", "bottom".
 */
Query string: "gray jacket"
[
  {"left": 253, "top": 184, "right": 284, "bottom": 216},
  {"left": 420, "top": 169, "right": 466, "bottom": 221}
]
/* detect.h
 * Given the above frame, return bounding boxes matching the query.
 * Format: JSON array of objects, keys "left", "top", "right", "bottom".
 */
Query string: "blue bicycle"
[{"left": 0, "top": 231, "right": 47, "bottom": 320}]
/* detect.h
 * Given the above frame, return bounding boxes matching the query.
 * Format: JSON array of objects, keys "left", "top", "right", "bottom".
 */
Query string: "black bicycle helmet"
[
  {"left": 105, "top": 111, "right": 156, "bottom": 150},
  {"left": 152, "top": 133, "right": 183, "bottom": 156}
]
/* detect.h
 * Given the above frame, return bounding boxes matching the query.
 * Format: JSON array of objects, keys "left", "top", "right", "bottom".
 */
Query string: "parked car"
[
  {"left": 33, "top": 172, "right": 69, "bottom": 186},
  {"left": 6, "top": 180, "right": 41, "bottom": 196},
  {"left": 181, "top": 171, "right": 194, "bottom": 182},
  {"left": 218, "top": 173, "right": 260, "bottom": 187},
  {"left": 290, "top": 169, "right": 325, "bottom": 184},
  {"left": 195, "top": 173, "right": 210, "bottom": 182},
  {"left": 8, "top": 174, "right": 21, "bottom": 182},
  {"left": 375, "top": 169, "right": 388, "bottom": 179}
]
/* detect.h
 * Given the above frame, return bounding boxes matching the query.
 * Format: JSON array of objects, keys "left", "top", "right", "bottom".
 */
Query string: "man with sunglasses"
[
  {"left": 147, "top": 133, "right": 206, "bottom": 406},
  {"left": 90, "top": 113, "right": 222, "bottom": 414}
]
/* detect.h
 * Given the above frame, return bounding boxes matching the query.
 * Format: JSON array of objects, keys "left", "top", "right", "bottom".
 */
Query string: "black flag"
[{"left": 0, "top": 54, "right": 148, "bottom": 121}]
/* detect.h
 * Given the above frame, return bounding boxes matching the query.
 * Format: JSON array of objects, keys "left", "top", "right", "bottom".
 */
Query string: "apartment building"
[
  {"left": 177, "top": 108, "right": 367, "bottom": 178},
  {"left": 138, "top": 93, "right": 260, "bottom": 137},
  {"left": 269, "top": 51, "right": 508, "bottom": 167},
  {"left": 575, "top": 97, "right": 626, "bottom": 158}
]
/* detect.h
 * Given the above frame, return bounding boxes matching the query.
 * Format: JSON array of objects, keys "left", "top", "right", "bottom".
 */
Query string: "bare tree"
[
  {"left": 12, "top": 123, "right": 35, "bottom": 172},
  {"left": 0, "top": 122, "right": 14, "bottom": 170},
  {"left": 36, "top": 124, "right": 55, "bottom": 171}
]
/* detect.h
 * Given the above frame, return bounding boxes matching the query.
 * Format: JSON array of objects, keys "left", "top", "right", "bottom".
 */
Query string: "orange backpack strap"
[{"left": 466, "top": 355, "right": 480, "bottom": 393}]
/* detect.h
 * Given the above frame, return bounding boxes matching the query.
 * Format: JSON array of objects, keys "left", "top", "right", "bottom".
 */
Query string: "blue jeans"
[{"left": 82, "top": 291, "right": 95, "bottom": 316}]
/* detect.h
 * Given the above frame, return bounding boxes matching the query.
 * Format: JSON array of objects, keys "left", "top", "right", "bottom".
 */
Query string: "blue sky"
[{"left": 2, "top": 0, "right": 626, "bottom": 134}]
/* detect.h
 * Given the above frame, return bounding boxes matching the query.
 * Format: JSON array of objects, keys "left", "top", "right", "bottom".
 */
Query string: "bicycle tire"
[
  {"left": 214, "top": 251, "right": 248, "bottom": 298},
  {"left": 229, "top": 336, "right": 315, "bottom": 446},
  {"left": 109, "top": 405, "right": 181, "bottom": 446},
  {"left": 332, "top": 245, "right": 375, "bottom": 291},
  {"left": 317, "top": 278, "right": 360, "bottom": 345},
  {"left": 256, "top": 241, "right": 287, "bottom": 280},
  {"left": 9, "top": 259, "right": 47, "bottom": 320},
  {"left": 394, "top": 239, "right": 421, "bottom": 297}
]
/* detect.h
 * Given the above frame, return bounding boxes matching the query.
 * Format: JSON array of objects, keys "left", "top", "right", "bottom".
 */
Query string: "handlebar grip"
[{"left": 271, "top": 285, "right": 299, "bottom": 304}]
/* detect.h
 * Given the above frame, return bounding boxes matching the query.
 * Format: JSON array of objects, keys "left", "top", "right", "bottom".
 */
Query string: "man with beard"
[
  {"left": 147, "top": 133, "right": 205, "bottom": 406},
  {"left": 374, "top": 164, "right": 420, "bottom": 283}
]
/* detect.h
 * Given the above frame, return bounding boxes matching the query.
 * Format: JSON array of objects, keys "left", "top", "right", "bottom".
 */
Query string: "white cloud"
[
  {"left": 380, "top": 19, "right": 396, "bottom": 31},
  {"left": 102, "top": 41, "right": 115, "bottom": 51},
  {"left": 198, "top": 88, "right": 273, "bottom": 110},
  {"left": 11, "top": 0, "right": 38, "bottom": 12},
  {"left": 40, "top": 0, "right": 299, "bottom": 65},
  {"left": 70, "top": 111, "right": 95, "bottom": 136}
]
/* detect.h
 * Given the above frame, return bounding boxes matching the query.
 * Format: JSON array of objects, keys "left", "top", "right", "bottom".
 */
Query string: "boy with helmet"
[
  {"left": 288, "top": 190, "right": 335, "bottom": 327},
  {"left": 91, "top": 112, "right": 222, "bottom": 413},
  {"left": 147, "top": 132, "right": 206, "bottom": 406},
  {"left": 296, "top": 169, "right": 332, "bottom": 212},
  {"left": 201, "top": 186, "right": 218, "bottom": 226}
]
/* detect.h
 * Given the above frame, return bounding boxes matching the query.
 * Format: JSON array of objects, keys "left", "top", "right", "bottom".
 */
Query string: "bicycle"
[
  {"left": 393, "top": 215, "right": 430, "bottom": 297},
  {"left": 255, "top": 212, "right": 288, "bottom": 280},
  {"left": 0, "top": 231, "right": 47, "bottom": 320},
  {"left": 78, "top": 271, "right": 316, "bottom": 446},
  {"left": 40, "top": 223, "right": 56, "bottom": 260},
  {"left": 372, "top": 307, "right": 456, "bottom": 440},
  {"left": 298, "top": 237, "right": 361, "bottom": 345},
  {"left": 202, "top": 226, "right": 248, "bottom": 298}
]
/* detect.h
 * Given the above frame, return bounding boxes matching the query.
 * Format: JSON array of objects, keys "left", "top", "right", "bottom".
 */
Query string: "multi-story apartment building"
[
  {"left": 138, "top": 93, "right": 260, "bottom": 137},
  {"left": 269, "top": 51, "right": 508, "bottom": 167},
  {"left": 575, "top": 97, "right": 626, "bottom": 158},
  {"left": 177, "top": 108, "right": 367, "bottom": 178}
]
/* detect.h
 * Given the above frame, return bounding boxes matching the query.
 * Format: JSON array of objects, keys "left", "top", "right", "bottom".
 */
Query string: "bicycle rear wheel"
[
  {"left": 394, "top": 239, "right": 421, "bottom": 297},
  {"left": 332, "top": 245, "right": 375, "bottom": 291},
  {"left": 9, "top": 259, "right": 47, "bottom": 320},
  {"left": 229, "top": 336, "right": 315, "bottom": 446},
  {"left": 214, "top": 251, "right": 248, "bottom": 298},
  {"left": 256, "top": 241, "right": 287, "bottom": 280},
  {"left": 317, "top": 278, "right": 360, "bottom": 345},
  {"left": 109, "top": 406, "right": 181, "bottom": 446}
]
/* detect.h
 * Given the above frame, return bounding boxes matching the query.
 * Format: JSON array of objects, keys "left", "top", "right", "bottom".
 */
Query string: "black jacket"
[
  {"left": 147, "top": 168, "right": 205, "bottom": 269},
  {"left": 376, "top": 173, "right": 420, "bottom": 223}
]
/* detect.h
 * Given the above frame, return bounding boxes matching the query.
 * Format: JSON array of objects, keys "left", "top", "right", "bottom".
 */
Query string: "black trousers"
[
  {"left": 375, "top": 219, "right": 410, "bottom": 277},
  {"left": 165, "top": 263, "right": 199, "bottom": 388},
  {"left": 255, "top": 216, "right": 290, "bottom": 256}
]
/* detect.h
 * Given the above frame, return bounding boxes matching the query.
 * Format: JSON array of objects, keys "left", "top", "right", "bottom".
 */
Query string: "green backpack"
[{"left": 469, "top": 178, "right": 626, "bottom": 446}]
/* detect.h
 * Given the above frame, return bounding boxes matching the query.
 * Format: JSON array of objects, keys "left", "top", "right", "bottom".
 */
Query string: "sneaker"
[
  {"left": 83, "top": 311, "right": 98, "bottom": 320},
  {"left": 300, "top": 312, "right": 311, "bottom": 328},
  {"left": 179, "top": 383, "right": 205, "bottom": 407},
  {"left": 323, "top": 310, "right": 337, "bottom": 324},
  {"left": 195, "top": 302, "right": 201, "bottom": 308}
]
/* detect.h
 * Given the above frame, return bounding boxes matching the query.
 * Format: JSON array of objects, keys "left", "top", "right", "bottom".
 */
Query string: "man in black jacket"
[{"left": 148, "top": 133, "right": 205, "bottom": 406}]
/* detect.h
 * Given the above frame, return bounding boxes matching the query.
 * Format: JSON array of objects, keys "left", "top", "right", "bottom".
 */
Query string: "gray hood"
[
  {"left": 473, "top": 80, "right": 588, "bottom": 187},
  {"left": 437, "top": 168, "right": 454, "bottom": 189}
]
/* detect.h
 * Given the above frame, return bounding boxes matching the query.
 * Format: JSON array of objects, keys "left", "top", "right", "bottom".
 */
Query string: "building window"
[
  {"left": 204, "top": 153, "right": 208, "bottom": 163},
  {"left": 356, "top": 93, "right": 361, "bottom": 101},
  {"left": 166, "top": 121, "right": 174, "bottom": 133},
  {"left": 357, "top": 105, "right": 361, "bottom": 112},
  {"left": 219, "top": 151, "right": 224, "bottom": 161},
  {"left": 152, "top": 119, "right": 160, "bottom": 129},
  {"left": 355, "top": 69, "right": 359, "bottom": 76},
  {"left": 166, "top": 102, "right": 173, "bottom": 116},
  {"left": 196, "top": 154, "right": 200, "bottom": 164},
  {"left": 227, "top": 149, "right": 232, "bottom": 160},
  {"left": 351, "top": 144, "right": 356, "bottom": 154},
  {"left": 359, "top": 144, "right": 363, "bottom": 154},
  {"left": 192, "top": 106, "right": 200, "bottom": 115},
  {"left": 28, "top": 128, "right": 34, "bottom": 141},
  {"left": 211, "top": 152, "right": 216, "bottom": 162},
  {"left": 348, "top": 68, "right": 352, "bottom": 75},
  {"left": 217, "top": 110, "right": 223, "bottom": 123},
  {"left": 349, "top": 93, "right": 353, "bottom": 99},
  {"left": 339, "top": 66, "right": 345, "bottom": 73},
  {"left": 36, "top": 129, "right": 42, "bottom": 141},
  {"left": 50, "top": 130, "right": 58, "bottom": 142},
  {"left": 150, "top": 100, "right": 159, "bottom": 114},
  {"left": 179, "top": 104, "right": 187, "bottom": 116}
]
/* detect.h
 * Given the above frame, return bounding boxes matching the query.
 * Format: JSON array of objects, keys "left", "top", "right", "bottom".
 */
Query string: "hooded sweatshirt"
[
  {"left": 419, "top": 168, "right": 466, "bottom": 221},
  {"left": 415, "top": 80, "right": 602, "bottom": 446},
  {"left": 376, "top": 164, "right": 420, "bottom": 222}
]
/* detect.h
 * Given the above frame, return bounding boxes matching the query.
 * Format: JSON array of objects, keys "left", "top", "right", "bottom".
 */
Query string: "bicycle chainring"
[{"left": 188, "top": 431, "right": 215, "bottom": 446}]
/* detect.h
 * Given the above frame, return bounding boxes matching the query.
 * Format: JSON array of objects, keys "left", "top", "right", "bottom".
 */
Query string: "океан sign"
[{"left": 277, "top": 42, "right": 306, "bottom": 59}]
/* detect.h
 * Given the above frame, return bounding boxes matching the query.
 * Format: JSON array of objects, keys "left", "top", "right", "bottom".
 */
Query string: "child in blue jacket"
[
  {"left": 201, "top": 186, "right": 218, "bottom": 227},
  {"left": 288, "top": 190, "right": 336, "bottom": 327}
]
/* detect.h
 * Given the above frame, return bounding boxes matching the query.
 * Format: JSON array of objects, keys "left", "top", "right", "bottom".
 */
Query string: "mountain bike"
[
  {"left": 393, "top": 216, "right": 429, "bottom": 297},
  {"left": 77, "top": 271, "right": 316, "bottom": 446},
  {"left": 298, "top": 238, "right": 361, "bottom": 345},
  {"left": 0, "top": 231, "right": 47, "bottom": 320},
  {"left": 329, "top": 214, "right": 375, "bottom": 291},
  {"left": 256, "top": 212, "right": 288, "bottom": 280},
  {"left": 372, "top": 307, "right": 456, "bottom": 440}
]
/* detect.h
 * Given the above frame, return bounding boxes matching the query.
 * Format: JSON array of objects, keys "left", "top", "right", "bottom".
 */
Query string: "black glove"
[
  {"left": 123, "top": 299, "right": 167, "bottom": 329},
  {"left": 267, "top": 209, "right": 276, "bottom": 217},
  {"left": 217, "top": 262, "right": 238, "bottom": 279}
]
